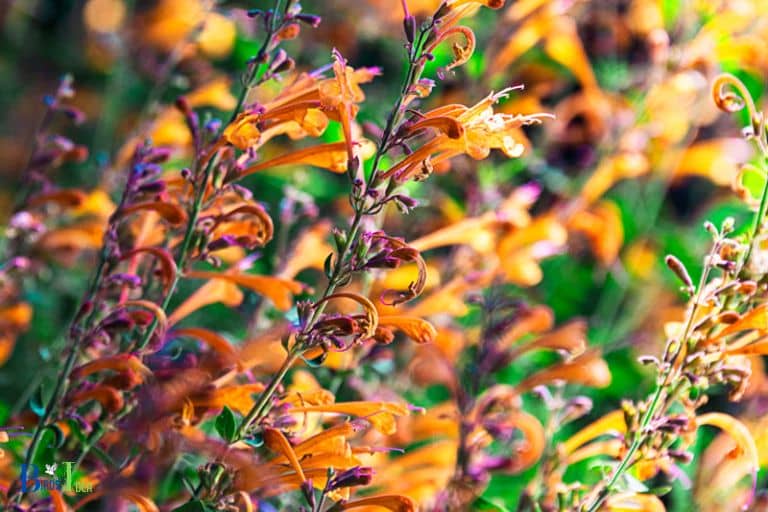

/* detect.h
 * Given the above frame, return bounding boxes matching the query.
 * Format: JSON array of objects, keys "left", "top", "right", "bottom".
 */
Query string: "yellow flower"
[{"left": 197, "top": 12, "right": 236, "bottom": 59}]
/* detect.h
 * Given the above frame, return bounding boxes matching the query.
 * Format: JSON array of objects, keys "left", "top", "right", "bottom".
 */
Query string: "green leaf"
[
  {"left": 323, "top": 252, "right": 334, "bottom": 279},
  {"left": 30, "top": 387, "right": 46, "bottom": 417},
  {"left": 473, "top": 495, "right": 512, "bottom": 512},
  {"left": 648, "top": 485, "right": 673, "bottom": 496},
  {"left": 215, "top": 406, "right": 237, "bottom": 443},
  {"left": 42, "top": 424, "right": 65, "bottom": 449}
]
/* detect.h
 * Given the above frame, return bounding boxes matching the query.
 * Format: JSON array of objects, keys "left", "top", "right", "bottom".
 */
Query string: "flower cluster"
[{"left": 3, "top": 1, "right": 768, "bottom": 511}]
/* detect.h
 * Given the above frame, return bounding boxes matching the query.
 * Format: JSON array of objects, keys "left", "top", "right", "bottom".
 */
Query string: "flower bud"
[
  {"left": 329, "top": 467, "right": 375, "bottom": 490},
  {"left": 665, "top": 255, "right": 694, "bottom": 294},
  {"left": 403, "top": 15, "right": 416, "bottom": 43},
  {"left": 295, "top": 13, "right": 321, "bottom": 27}
]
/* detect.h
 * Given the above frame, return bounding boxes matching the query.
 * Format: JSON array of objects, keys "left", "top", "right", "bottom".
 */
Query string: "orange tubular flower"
[
  {"left": 227, "top": 423, "right": 368, "bottom": 498},
  {"left": 516, "top": 350, "right": 612, "bottom": 393},
  {"left": 495, "top": 214, "right": 568, "bottom": 286},
  {"left": 506, "top": 320, "right": 587, "bottom": 360},
  {"left": 71, "top": 354, "right": 152, "bottom": 381},
  {"left": 168, "top": 278, "right": 243, "bottom": 326},
  {"left": 335, "top": 495, "right": 415, "bottom": 511},
  {"left": 68, "top": 385, "right": 125, "bottom": 414},
  {"left": 184, "top": 271, "right": 305, "bottom": 312},
  {"left": 192, "top": 383, "right": 266, "bottom": 415},
  {"left": 379, "top": 89, "right": 553, "bottom": 183},
  {"left": 232, "top": 140, "right": 376, "bottom": 178},
  {"left": 0, "top": 302, "right": 32, "bottom": 366},
  {"left": 222, "top": 59, "right": 380, "bottom": 152},
  {"left": 378, "top": 315, "right": 437, "bottom": 344},
  {"left": 696, "top": 412, "right": 759, "bottom": 509},
  {"left": 289, "top": 401, "right": 411, "bottom": 435},
  {"left": 263, "top": 427, "right": 307, "bottom": 483},
  {"left": 170, "top": 327, "right": 241, "bottom": 369},
  {"left": 561, "top": 410, "right": 627, "bottom": 456},
  {"left": 567, "top": 200, "right": 625, "bottom": 265},
  {"left": 201, "top": 193, "right": 275, "bottom": 249}
]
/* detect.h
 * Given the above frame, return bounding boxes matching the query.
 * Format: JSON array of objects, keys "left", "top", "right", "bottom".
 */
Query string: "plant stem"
[
  {"left": 585, "top": 228, "right": 723, "bottom": 512},
  {"left": 235, "top": 210, "right": 363, "bottom": 437},
  {"left": 19, "top": 1, "right": 285, "bottom": 502},
  {"left": 135, "top": 154, "right": 218, "bottom": 350},
  {"left": 585, "top": 385, "right": 663, "bottom": 512},
  {"left": 236, "top": 349, "right": 301, "bottom": 439},
  {"left": 742, "top": 156, "right": 768, "bottom": 267},
  {"left": 234, "top": 22, "right": 433, "bottom": 438},
  {"left": 17, "top": 230, "right": 114, "bottom": 503},
  {"left": 136, "top": 12, "right": 281, "bottom": 351}
]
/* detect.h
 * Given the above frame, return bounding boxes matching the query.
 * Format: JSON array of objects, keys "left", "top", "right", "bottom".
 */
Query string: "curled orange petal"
[
  {"left": 500, "top": 410, "right": 546, "bottom": 473},
  {"left": 378, "top": 315, "right": 437, "bottom": 344},
  {"left": 369, "top": 233, "right": 427, "bottom": 305},
  {"left": 71, "top": 354, "right": 151, "bottom": 381},
  {"left": 427, "top": 26, "right": 476, "bottom": 74},
  {"left": 231, "top": 490, "right": 254, "bottom": 512},
  {"left": 122, "top": 300, "right": 168, "bottom": 335},
  {"left": 209, "top": 204, "right": 275, "bottom": 248},
  {"left": 315, "top": 292, "right": 379, "bottom": 340},
  {"left": 120, "top": 201, "right": 187, "bottom": 226},
  {"left": 224, "top": 112, "right": 261, "bottom": 150},
  {"left": 712, "top": 73, "right": 761, "bottom": 132},
  {"left": 121, "top": 247, "right": 178, "bottom": 294},
  {"left": 172, "top": 327, "right": 240, "bottom": 368},
  {"left": 185, "top": 271, "right": 304, "bottom": 312},
  {"left": 27, "top": 189, "right": 87, "bottom": 209}
]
